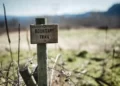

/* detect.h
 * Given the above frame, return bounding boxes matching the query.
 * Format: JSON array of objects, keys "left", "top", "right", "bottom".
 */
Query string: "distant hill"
[
  {"left": 62, "top": 12, "right": 91, "bottom": 18},
  {"left": 63, "top": 3, "right": 120, "bottom": 18},
  {"left": 57, "top": 3, "right": 120, "bottom": 28},
  {"left": 105, "top": 3, "right": 120, "bottom": 16}
]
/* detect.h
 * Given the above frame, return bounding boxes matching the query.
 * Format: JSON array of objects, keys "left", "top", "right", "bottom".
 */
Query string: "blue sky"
[{"left": 0, "top": 0, "right": 120, "bottom": 16}]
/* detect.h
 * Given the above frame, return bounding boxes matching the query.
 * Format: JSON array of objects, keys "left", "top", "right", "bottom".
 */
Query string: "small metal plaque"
[{"left": 30, "top": 25, "right": 58, "bottom": 44}]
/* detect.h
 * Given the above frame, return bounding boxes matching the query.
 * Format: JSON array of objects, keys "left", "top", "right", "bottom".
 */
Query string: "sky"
[{"left": 0, "top": 0, "right": 120, "bottom": 16}]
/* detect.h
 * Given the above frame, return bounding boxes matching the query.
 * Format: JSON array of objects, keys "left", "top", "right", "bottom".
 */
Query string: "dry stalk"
[
  {"left": 18, "top": 24, "right": 20, "bottom": 86},
  {"left": 5, "top": 62, "right": 12, "bottom": 86},
  {"left": 50, "top": 54, "right": 61, "bottom": 86},
  {"left": 26, "top": 29, "right": 31, "bottom": 53},
  {"left": 3, "top": 3, "right": 13, "bottom": 61},
  {"left": 3, "top": 4, "right": 17, "bottom": 85}
]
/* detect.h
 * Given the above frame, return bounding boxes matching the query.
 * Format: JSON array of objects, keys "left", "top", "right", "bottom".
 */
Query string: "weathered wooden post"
[
  {"left": 19, "top": 67, "right": 37, "bottom": 86},
  {"left": 30, "top": 18, "right": 58, "bottom": 86}
]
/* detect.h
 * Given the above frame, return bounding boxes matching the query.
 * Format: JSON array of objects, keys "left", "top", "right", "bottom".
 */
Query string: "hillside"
[{"left": 106, "top": 3, "right": 120, "bottom": 16}]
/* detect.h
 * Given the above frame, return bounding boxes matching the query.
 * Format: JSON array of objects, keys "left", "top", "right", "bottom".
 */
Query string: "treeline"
[
  {"left": 47, "top": 3, "right": 120, "bottom": 29},
  {"left": 0, "top": 14, "right": 120, "bottom": 32},
  {"left": 47, "top": 13, "right": 120, "bottom": 29},
  {"left": 0, "top": 17, "right": 34, "bottom": 34}
]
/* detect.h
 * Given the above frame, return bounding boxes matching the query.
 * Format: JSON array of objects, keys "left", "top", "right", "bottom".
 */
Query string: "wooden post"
[
  {"left": 36, "top": 18, "right": 47, "bottom": 86},
  {"left": 30, "top": 18, "right": 58, "bottom": 86},
  {"left": 19, "top": 67, "right": 36, "bottom": 86}
]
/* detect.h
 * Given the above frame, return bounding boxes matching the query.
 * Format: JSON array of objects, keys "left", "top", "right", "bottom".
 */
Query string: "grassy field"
[{"left": 0, "top": 28, "right": 120, "bottom": 86}]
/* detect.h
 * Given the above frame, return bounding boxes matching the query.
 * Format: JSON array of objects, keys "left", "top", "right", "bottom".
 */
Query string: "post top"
[{"left": 36, "top": 18, "right": 46, "bottom": 24}]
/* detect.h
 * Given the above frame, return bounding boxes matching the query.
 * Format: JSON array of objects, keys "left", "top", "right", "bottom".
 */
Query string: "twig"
[
  {"left": 104, "top": 27, "right": 108, "bottom": 52},
  {"left": 3, "top": 4, "right": 17, "bottom": 85},
  {"left": 26, "top": 29, "right": 31, "bottom": 53},
  {"left": 0, "top": 61, "right": 3, "bottom": 69},
  {"left": 3, "top": 3, "right": 13, "bottom": 61},
  {"left": 3, "top": 3, "right": 15, "bottom": 86},
  {"left": 5, "top": 62, "right": 12, "bottom": 86},
  {"left": 18, "top": 24, "right": 20, "bottom": 86},
  {"left": 95, "top": 77, "right": 111, "bottom": 86},
  {"left": 50, "top": 54, "right": 61, "bottom": 86}
]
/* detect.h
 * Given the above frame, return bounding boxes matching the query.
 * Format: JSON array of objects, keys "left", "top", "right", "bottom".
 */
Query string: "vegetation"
[
  {"left": 0, "top": 28, "right": 120, "bottom": 86},
  {"left": 0, "top": 3, "right": 120, "bottom": 86}
]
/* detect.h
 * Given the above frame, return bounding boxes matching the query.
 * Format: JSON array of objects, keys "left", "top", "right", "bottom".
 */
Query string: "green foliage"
[{"left": 76, "top": 50, "right": 88, "bottom": 57}]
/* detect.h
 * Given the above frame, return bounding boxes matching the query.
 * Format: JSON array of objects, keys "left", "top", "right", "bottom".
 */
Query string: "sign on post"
[
  {"left": 30, "top": 18, "right": 58, "bottom": 86},
  {"left": 30, "top": 25, "right": 58, "bottom": 44}
]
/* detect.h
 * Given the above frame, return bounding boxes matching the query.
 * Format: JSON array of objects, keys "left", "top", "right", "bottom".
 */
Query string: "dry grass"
[
  {"left": 0, "top": 28, "right": 120, "bottom": 52},
  {"left": 0, "top": 28, "right": 120, "bottom": 86}
]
